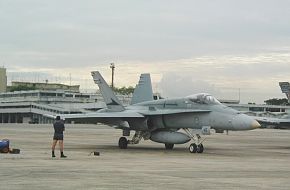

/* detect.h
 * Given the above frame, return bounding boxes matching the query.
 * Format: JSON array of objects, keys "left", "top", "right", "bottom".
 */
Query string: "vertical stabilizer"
[
  {"left": 91, "top": 71, "right": 124, "bottom": 110},
  {"left": 131, "top": 73, "right": 153, "bottom": 104},
  {"left": 279, "top": 82, "right": 290, "bottom": 103}
]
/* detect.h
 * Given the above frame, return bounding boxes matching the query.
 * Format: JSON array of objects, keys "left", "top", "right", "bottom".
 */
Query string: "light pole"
[{"left": 110, "top": 63, "right": 115, "bottom": 88}]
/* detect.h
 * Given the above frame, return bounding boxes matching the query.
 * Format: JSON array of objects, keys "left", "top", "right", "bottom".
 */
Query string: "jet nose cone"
[
  {"left": 232, "top": 114, "right": 261, "bottom": 130},
  {"left": 251, "top": 120, "right": 261, "bottom": 129}
]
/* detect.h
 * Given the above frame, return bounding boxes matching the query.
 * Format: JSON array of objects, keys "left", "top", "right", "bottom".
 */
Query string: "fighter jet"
[
  {"left": 254, "top": 115, "right": 290, "bottom": 129},
  {"left": 62, "top": 71, "right": 260, "bottom": 153}
]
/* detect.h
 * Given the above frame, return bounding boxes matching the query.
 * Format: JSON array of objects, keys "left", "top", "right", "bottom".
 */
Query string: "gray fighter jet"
[
  {"left": 254, "top": 115, "right": 290, "bottom": 129},
  {"left": 62, "top": 71, "right": 260, "bottom": 153}
]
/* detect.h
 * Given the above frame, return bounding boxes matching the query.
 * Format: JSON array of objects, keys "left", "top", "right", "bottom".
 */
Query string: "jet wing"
[
  {"left": 57, "top": 111, "right": 144, "bottom": 125},
  {"left": 51, "top": 108, "right": 210, "bottom": 125},
  {"left": 137, "top": 109, "right": 211, "bottom": 116},
  {"left": 253, "top": 116, "right": 290, "bottom": 129},
  {"left": 62, "top": 109, "right": 209, "bottom": 120},
  {"left": 62, "top": 111, "right": 144, "bottom": 120}
]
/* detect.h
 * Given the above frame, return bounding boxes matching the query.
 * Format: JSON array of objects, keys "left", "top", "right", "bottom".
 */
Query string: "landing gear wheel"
[
  {"left": 197, "top": 144, "right": 204, "bottom": 153},
  {"left": 165, "top": 143, "right": 174, "bottom": 150},
  {"left": 118, "top": 137, "right": 128, "bottom": 149},
  {"left": 189, "top": 143, "right": 197, "bottom": 153}
]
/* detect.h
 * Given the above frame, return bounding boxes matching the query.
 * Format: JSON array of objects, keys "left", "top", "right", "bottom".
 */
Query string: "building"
[
  {"left": 0, "top": 67, "right": 7, "bottom": 93},
  {"left": 0, "top": 90, "right": 131, "bottom": 124},
  {"left": 225, "top": 103, "right": 290, "bottom": 117},
  {"left": 9, "top": 81, "right": 80, "bottom": 93},
  {"left": 0, "top": 90, "right": 102, "bottom": 124}
]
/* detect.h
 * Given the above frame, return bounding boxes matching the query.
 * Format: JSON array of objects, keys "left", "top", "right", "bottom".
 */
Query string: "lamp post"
[{"left": 110, "top": 63, "right": 115, "bottom": 88}]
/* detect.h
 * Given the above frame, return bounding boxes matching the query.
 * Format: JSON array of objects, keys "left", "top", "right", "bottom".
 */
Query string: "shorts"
[{"left": 53, "top": 133, "right": 64, "bottom": 140}]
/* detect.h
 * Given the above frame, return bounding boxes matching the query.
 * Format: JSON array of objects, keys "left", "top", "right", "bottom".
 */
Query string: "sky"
[{"left": 1, "top": 0, "right": 290, "bottom": 103}]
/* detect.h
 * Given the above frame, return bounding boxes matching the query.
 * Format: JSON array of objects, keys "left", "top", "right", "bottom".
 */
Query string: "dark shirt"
[{"left": 53, "top": 120, "right": 65, "bottom": 135}]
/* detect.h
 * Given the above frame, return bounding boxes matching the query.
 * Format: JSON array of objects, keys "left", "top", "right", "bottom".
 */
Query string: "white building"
[{"left": 0, "top": 90, "right": 131, "bottom": 124}]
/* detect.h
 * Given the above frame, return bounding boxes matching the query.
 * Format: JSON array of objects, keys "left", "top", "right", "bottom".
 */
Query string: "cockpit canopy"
[{"left": 187, "top": 93, "right": 221, "bottom": 105}]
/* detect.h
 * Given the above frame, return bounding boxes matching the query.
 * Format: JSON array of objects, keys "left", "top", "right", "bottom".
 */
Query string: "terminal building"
[
  {"left": 0, "top": 90, "right": 131, "bottom": 124},
  {"left": 0, "top": 67, "right": 129, "bottom": 124},
  {"left": 223, "top": 102, "right": 290, "bottom": 117},
  {"left": 0, "top": 90, "right": 103, "bottom": 124}
]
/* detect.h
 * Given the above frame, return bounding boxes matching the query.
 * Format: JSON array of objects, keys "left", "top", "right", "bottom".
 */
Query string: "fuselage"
[{"left": 127, "top": 93, "right": 260, "bottom": 132}]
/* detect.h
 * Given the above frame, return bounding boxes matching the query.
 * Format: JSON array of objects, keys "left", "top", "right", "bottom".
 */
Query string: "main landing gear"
[
  {"left": 184, "top": 128, "right": 205, "bottom": 154},
  {"left": 165, "top": 143, "right": 174, "bottom": 150},
  {"left": 118, "top": 137, "right": 128, "bottom": 149},
  {"left": 118, "top": 131, "right": 150, "bottom": 149}
]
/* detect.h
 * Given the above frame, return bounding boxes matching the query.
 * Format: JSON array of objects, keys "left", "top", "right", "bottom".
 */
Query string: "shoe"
[
  {"left": 52, "top": 151, "right": 56, "bottom": 158},
  {"left": 60, "top": 152, "right": 67, "bottom": 158}
]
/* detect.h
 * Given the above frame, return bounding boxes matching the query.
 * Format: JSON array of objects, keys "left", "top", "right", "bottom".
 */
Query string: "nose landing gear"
[
  {"left": 189, "top": 143, "right": 204, "bottom": 153},
  {"left": 184, "top": 128, "right": 205, "bottom": 154}
]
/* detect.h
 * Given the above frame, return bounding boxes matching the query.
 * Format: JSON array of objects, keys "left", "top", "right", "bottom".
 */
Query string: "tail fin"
[
  {"left": 131, "top": 73, "right": 153, "bottom": 104},
  {"left": 91, "top": 71, "right": 124, "bottom": 111}
]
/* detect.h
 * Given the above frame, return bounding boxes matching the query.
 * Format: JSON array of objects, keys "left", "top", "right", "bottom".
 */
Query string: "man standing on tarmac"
[{"left": 51, "top": 116, "right": 67, "bottom": 158}]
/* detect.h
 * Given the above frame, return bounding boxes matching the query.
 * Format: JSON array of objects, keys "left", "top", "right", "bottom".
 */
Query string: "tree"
[
  {"left": 9, "top": 85, "right": 37, "bottom": 92},
  {"left": 264, "top": 98, "right": 289, "bottom": 105},
  {"left": 113, "top": 86, "right": 135, "bottom": 95}
]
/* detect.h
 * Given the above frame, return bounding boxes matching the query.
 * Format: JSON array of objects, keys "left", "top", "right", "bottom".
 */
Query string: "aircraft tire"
[
  {"left": 189, "top": 143, "right": 197, "bottom": 153},
  {"left": 165, "top": 143, "right": 174, "bottom": 150},
  {"left": 118, "top": 137, "right": 128, "bottom": 149},
  {"left": 197, "top": 144, "right": 204, "bottom": 153}
]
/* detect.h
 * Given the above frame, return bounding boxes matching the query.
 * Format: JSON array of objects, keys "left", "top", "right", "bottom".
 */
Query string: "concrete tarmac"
[{"left": 1, "top": 124, "right": 290, "bottom": 190}]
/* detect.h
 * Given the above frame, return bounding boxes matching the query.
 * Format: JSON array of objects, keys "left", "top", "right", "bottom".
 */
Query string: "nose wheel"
[
  {"left": 189, "top": 143, "right": 204, "bottom": 153},
  {"left": 183, "top": 128, "right": 206, "bottom": 154}
]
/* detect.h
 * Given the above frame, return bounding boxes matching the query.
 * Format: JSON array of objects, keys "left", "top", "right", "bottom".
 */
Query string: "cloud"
[
  {"left": 158, "top": 72, "right": 222, "bottom": 98},
  {"left": 1, "top": 0, "right": 290, "bottom": 64},
  {"left": 5, "top": 51, "right": 289, "bottom": 103},
  {"left": 1, "top": 1, "right": 290, "bottom": 103}
]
